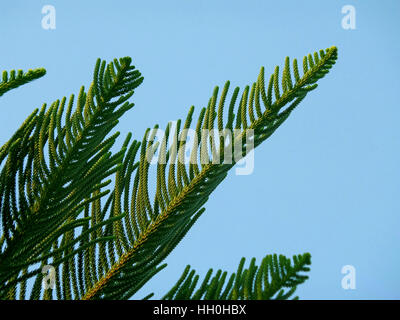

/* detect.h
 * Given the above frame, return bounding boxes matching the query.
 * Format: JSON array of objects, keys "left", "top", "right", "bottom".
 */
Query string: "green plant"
[{"left": 0, "top": 47, "right": 337, "bottom": 300}]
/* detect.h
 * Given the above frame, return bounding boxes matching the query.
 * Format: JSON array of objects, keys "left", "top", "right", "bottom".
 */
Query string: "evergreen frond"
[
  {"left": 0, "top": 68, "right": 46, "bottom": 97},
  {"left": 0, "top": 57, "right": 143, "bottom": 298},
  {"left": 79, "top": 47, "right": 337, "bottom": 300},
  {"left": 161, "top": 253, "right": 312, "bottom": 300},
  {"left": 0, "top": 47, "right": 337, "bottom": 300}
]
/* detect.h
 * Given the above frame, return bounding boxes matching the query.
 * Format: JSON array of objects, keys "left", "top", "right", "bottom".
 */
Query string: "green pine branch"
[
  {"left": 80, "top": 47, "right": 337, "bottom": 300},
  {"left": 0, "top": 68, "right": 46, "bottom": 97},
  {"left": 161, "top": 253, "right": 312, "bottom": 300},
  {"left": 0, "top": 57, "right": 143, "bottom": 297},
  {"left": 0, "top": 47, "right": 338, "bottom": 300}
]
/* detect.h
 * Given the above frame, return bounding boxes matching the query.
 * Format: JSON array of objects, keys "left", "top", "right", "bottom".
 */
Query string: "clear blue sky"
[{"left": 0, "top": 0, "right": 399, "bottom": 299}]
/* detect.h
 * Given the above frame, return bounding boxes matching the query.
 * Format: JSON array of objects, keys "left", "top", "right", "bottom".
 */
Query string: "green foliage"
[
  {"left": 0, "top": 57, "right": 143, "bottom": 298},
  {"left": 0, "top": 68, "right": 46, "bottom": 97},
  {"left": 0, "top": 47, "right": 337, "bottom": 300},
  {"left": 162, "top": 253, "right": 312, "bottom": 300}
]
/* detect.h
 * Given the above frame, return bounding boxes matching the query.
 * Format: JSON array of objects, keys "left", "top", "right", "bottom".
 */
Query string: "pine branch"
[
  {"left": 80, "top": 47, "right": 337, "bottom": 300},
  {"left": 0, "top": 47, "right": 337, "bottom": 300},
  {"left": 0, "top": 68, "right": 46, "bottom": 97},
  {"left": 0, "top": 57, "right": 143, "bottom": 297},
  {"left": 161, "top": 253, "right": 312, "bottom": 300}
]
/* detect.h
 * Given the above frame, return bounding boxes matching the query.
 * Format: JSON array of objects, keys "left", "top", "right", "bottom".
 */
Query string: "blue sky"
[{"left": 0, "top": 0, "right": 399, "bottom": 299}]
